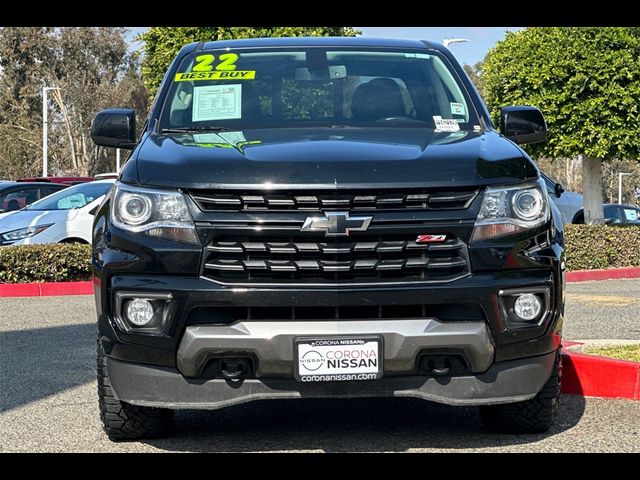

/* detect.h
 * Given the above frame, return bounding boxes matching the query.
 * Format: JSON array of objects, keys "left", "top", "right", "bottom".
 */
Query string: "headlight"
[
  {"left": 111, "top": 183, "right": 199, "bottom": 244},
  {"left": 1, "top": 224, "right": 52, "bottom": 242},
  {"left": 471, "top": 182, "right": 549, "bottom": 241},
  {"left": 117, "top": 193, "right": 152, "bottom": 226}
]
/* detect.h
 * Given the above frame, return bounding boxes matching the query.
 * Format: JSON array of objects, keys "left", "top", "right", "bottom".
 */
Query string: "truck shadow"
[
  {"left": 0, "top": 319, "right": 586, "bottom": 451},
  {"left": 0, "top": 323, "right": 96, "bottom": 413},
  {"left": 146, "top": 394, "right": 586, "bottom": 452}
]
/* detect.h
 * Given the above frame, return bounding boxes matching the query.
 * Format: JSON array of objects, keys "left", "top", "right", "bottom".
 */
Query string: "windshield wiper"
[{"left": 160, "top": 126, "right": 231, "bottom": 133}]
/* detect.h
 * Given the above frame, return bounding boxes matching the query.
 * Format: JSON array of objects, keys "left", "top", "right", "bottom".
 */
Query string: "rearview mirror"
[
  {"left": 91, "top": 109, "right": 136, "bottom": 149},
  {"left": 554, "top": 183, "right": 565, "bottom": 198},
  {"left": 500, "top": 106, "right": 547, "bottom": 145},
  {"left": 295, "top": 65, "right": 347, "bottom": 81}
]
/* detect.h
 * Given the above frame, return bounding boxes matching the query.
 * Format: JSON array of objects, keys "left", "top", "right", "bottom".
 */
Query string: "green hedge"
[
  {"left": 0, "top": 226, "right": 638, "bottom": 283},
  {"left": 564, "top": 224, "right": 640, "bottom": 271},
  {"left": 0, "top": 243, "right": 92, "bottom": 283}
]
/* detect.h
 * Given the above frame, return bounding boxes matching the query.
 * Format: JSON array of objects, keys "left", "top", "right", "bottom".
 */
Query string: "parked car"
[
  {"left": 91, "top": 37, "right": 565, "bottom": 439},
  {"left": 572, "top": 204, "right": 640, "bottom": 225},
  {"left": 0, "top": 181, "right": 68, "bottom": 213},
  {"left": 94, "top": 173, "right": 119, "bottom": 180},
  {"left": 0, "top": 179, "right": 115, "bottom": 246},
  {"left": 540, "top": 173, "right": 584, "bottom": 224},
  {"left": 603, "top": 204, "right": 640, "bottom": 225},
  {"left": 17, "top": 176, "right": 95, "bottom": 186}
]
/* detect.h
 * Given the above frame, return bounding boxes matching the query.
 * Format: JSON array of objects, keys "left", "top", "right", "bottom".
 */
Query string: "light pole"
[
  {"left": 443, "top": 38, "right": 470, "bottom": 48},
  {"left": 42, "top": 86, "right": 60, "bottom": 178},
  {"left": 618, "top": 172, "right": 630, "bottom": 204}
]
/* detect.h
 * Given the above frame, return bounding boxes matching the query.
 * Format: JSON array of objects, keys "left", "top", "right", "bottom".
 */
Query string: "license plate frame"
[{"left": 294, "top": 336, "right": 383, "bottom": 382}]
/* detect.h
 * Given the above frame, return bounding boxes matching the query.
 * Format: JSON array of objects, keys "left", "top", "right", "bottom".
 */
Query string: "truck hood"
[{"left": 133, "top": 127, "right": 536, "bottom": 190}]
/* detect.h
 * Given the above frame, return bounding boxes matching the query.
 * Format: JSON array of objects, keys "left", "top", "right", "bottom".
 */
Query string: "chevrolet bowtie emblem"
[{"left": 301, "top": 212, "right": 373, "bottom": 237}]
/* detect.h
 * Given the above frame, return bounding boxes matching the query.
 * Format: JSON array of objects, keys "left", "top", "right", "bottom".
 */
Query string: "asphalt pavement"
[
  {"left": 563, "top": 279, "right": 640, "bottom": 340},
  {"left": 1, "top": 280, "right": 639, "bottom": 452}
]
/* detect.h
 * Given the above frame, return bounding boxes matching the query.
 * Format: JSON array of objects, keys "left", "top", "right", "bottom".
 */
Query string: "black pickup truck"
[{"left": 90, "top": 37, "right": 564, "bottom": 440}]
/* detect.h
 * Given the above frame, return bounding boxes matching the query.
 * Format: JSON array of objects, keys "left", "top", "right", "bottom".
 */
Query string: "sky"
[{"left": 126, "top": 27, "right": 523, "bottom": 66}]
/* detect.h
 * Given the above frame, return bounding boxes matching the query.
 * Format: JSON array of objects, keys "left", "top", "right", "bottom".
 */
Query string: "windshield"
[
  {"left": 159, "top": 48, "right": 480, "bottom": 132},
  {"left": 26, "top": 181, "right": 112, "bottom": 211}
]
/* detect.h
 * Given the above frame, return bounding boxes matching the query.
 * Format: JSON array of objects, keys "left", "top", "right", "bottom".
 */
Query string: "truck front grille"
[
  {"left": 190, "top": 188, "right": 478, "bottom": 212},
  {"left": 201, "top": 233, "right": 470, "bottom": 285}
]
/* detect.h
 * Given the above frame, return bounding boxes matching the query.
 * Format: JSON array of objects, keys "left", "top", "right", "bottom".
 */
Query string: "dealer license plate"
[{"left": 294, "top": 337, "right": 383, "bottom": 382}]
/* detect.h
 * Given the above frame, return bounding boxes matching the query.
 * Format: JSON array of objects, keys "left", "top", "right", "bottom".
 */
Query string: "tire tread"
[
  {"left": 97, "top": 340, "right": 173, "bottom": 441},
  {"left": 480, "top": 351, "right": 562, "bottom": 434}
]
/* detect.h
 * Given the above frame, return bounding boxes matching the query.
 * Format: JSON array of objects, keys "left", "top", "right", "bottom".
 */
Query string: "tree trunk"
[
  {"left": 51, "top": 90, "right": 78, "bottom": 171},
  {"left": 582, "top": 156, "right": 605, "bottom": 224}
]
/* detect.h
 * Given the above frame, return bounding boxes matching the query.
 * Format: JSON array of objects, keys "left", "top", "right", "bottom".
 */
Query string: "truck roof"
[{"left": 197, "top": 36, "right": 444, "bottom": 52}]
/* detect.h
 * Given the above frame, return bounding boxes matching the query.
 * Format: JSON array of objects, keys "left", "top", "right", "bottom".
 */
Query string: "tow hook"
[
  {"left": 422, "top": 357, "right": 451, "bottom": 376},
  {"left": 220, "top": 358, "right": 251, "bottom": 379}
]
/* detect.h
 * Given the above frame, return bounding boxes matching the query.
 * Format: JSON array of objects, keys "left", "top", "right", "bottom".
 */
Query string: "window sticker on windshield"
[
  {"left": 175, "top": 71, "right": 255, "bottom": 81},
  {"left": 218, "top": 131, "right": 248, "bottom": 145},
  {"left": 192, "top": 133, "right": 231, "bottom": 145},
  {"left": 433, "top": 116, "right": 460, "bottom": 132},
  {"left": 624, "top": 209, "right": 638, "bottom": 221},
  {"left": 404, "top": 53, "right": 431, "bottom": 59},
  {"left": 174, "top": 52, "right": 255, "bottom": 81},
  {"left": 192, "top": 84, "right": 242, "bottom": 122},
  {"left": 193, "top": 131, "right": 246, "bottom": 145},
  {"left": 192, "top": 53, "right": 239, "bottom": 71},
  {"left": 450, "top": 102, "right": 466, "bottom": 116},
  {"left": 187, "top": 131, "right": 261, "bottom": 151}
]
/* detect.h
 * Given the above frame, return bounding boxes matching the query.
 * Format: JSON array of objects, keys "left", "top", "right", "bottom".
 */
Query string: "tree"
[
  {"left": 601, "top": 158, "right": 640, "bottom": 205},
  {"left": 536, "top": 157, "right": 583, "bottom": 194},
  {"left": 138, "top": 27, "right": 361, "bottom": 96},
  {"left": 0, "top": 27, "right": 57, "bottom": 178},
  {"left": 0, "top": 27, "right": 149, "bottom": 178},
  {"left": 482, "top": 27, "right": 640, "bottom": 223},
  {"left": 463, "top": 60, "right": 484, "bottom": 99}
]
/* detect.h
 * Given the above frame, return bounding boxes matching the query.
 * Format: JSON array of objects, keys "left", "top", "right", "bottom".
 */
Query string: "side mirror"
[
  {"left": 554, "top": 183, "right": 565, "bottom": 198},
  {"left": 500, "top": 106, "right": 547, "bottom": 145},
  {"left": 91, "top": 109, "right": 136, "bottom": 149}
]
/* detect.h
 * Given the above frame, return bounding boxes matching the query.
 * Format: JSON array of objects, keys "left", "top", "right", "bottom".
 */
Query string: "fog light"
[
  {"left": 514, "top": 293, "right": 542, "bottom": 321},
  {"left": 126, "top": 299, "right": 155, "bottom": 326}
]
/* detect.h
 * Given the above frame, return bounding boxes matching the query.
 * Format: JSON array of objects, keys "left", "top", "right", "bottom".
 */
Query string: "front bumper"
[
  {"left": 106, "top": 350, "right": 557, "bottom": 408},
  {"left": 177, "top": 318, "right": 495, "bottom": 377},
  {"left": 99, "top": 269, "right": 562, "bottom": 369}
]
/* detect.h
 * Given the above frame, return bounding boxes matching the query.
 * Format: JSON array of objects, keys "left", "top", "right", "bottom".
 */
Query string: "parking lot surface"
[
  {"left": 563, "top": 279, "right": 640, "bottom": 340},
  {"left": 1, "top": 280, "right": 639, "bottom": 452}
]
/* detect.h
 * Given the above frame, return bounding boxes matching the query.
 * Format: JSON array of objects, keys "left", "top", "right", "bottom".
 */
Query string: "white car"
[{"left": 0, "top": 180, "right": 115, "bottom": 246}]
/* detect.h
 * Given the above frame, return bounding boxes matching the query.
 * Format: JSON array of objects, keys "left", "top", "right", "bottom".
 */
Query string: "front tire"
[
  {"left": 97, "top": 340, "right": 174, "bottom": 441},
  {"left": 480, "top": 351, "right": 561, "bottom": 433}
]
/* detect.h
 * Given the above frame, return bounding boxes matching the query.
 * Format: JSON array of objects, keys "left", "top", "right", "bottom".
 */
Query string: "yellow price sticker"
[
  {"left": 174, "top": 71, "right": 256, "bottom": 82},
  {"left": 192, "top": 53, "right": 238, "bottom": 71}
]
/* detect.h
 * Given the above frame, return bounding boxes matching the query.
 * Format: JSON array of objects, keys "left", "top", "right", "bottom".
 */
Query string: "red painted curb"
[
  {"left": 561, "top": 350, "right": 640, "bottom": 400},
  {"left": 0, "top": 283, "right": 42, "bottom": 297},
  {"left": 566, "top": 266, "right": 640, "bottom": 283},
  {"left": 39, "top": 281, "right": 94, "bottom": 296},
  {"left": 0, "top": 281, "right": 93, "bottom": 297}
]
